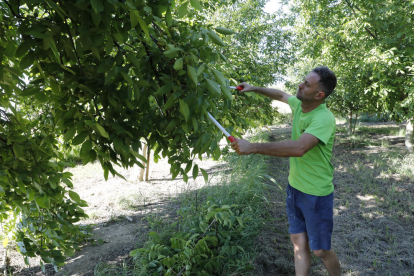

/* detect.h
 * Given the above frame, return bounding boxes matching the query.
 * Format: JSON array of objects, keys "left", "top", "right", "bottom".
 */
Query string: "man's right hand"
[
  {"left": 237, "top": 82, "right": 256, "bottom": 93},
  {"left": 238, "top": 83, "right": 292, "bottom": 104}
]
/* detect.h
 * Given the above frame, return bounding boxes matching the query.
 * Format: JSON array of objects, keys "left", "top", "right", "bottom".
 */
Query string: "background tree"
[{"left": 288, "top": 0, "right": 414, "bottom": 144}]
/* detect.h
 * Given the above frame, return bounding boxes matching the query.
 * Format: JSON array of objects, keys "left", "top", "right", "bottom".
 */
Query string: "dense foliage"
[
  {"left": 288, "top": 0, "right": 414, "bottom": 133},
  {"left": 0, "top": 0, "right": 290, "bottom": 269}
]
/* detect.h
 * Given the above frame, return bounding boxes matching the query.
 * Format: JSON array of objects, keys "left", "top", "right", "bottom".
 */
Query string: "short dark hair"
[{"left": 312, "top": 66, "right": 337, "bottom": 98}]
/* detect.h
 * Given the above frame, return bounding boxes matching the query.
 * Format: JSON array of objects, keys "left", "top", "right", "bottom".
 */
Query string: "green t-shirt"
[{"left": 287, "top": 96, "right": 335, "bottom": 196}]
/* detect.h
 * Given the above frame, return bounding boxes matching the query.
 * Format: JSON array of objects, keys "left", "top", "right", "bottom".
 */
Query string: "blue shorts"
[{"left": 286, "top": 184, "right": 334, "bottom": 251}]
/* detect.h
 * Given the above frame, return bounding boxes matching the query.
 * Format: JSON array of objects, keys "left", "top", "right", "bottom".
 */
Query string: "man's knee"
[
  {"left": 291, "top": 233, "right": 308, "bottom": 245},
  {"left": 313, "top": 249, "right": 329, "bottom": 259}
]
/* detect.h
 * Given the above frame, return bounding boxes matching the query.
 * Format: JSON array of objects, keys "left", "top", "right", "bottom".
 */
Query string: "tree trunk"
[
  {"left": 348, "top": 109, "right": 353, "bottom": 135},
  {"left": 353, "top": 111, "right": 358, "bottom": 134},
  {"left": 145, "top": 143, "right": 150, "bottom": 181},
  {"left": 405, "top": 121, "right": 413, "bottom": 153},
  {"left": 139, "top": 144, "right": 147, "bottom": 181}
]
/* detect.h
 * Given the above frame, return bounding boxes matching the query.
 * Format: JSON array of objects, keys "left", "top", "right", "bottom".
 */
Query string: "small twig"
[
  {"left": 4, "top": 0, "right": 22, "bottom": 18},
  {"left": 64, "top": 18, "right": 85, "bottom": 76},
  {"left": 364, "top": 27, "right": 378, "bottom": 39}
]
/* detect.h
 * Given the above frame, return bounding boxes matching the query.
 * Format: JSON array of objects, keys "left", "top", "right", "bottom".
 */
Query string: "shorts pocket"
[{"left": 286, "top": 184, "right": 294, "bottom": 210}]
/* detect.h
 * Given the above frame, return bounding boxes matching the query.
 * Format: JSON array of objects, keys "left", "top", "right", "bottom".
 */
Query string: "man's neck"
[{"left": 301, "top": 101, "right": 324, "bottom": 113}]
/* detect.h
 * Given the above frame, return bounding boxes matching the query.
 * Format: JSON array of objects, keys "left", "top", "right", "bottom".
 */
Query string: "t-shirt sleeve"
[
  {"left": 304, "top": 112, "right": 335, "bottom": 146},
  {"left": 288, "top": 96, "right": 300, "bottom": 114}
]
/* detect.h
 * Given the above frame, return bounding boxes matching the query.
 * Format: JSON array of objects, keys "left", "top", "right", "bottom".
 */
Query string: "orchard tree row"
[
  {"left": 284, "top": 0, "right": 414, "bottom": 147},
  {"left": 0, "top": 0, "right": 291, "bottom": 269}
]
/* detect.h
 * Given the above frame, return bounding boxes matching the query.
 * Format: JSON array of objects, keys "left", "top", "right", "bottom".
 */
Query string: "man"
[{"left": 231, "top": 66, "right": 341, "bottom": 276}]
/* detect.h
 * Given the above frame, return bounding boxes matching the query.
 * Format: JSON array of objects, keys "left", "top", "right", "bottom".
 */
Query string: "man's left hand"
[{"left": 231, "top": 139, "right": 252, "bottom": 155}]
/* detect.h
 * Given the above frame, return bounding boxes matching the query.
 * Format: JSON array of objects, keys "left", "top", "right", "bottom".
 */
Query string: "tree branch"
[
  {"left": 364, "top": 27, "right": 378, "bottom": 39},
  {"left": 314, "top": 29, "right": 354, "bottom": 54},
  {"left": 344, "top": 0, "right": 377, "bottom": 39},
  {"left": 4, "top": 0, "right": 22, "bottom": 18},
  {"left": 64, "top": 19, "right": 85, "bottom": 76},
  {"left": 344, "top": 0, "right": 357, "bottom": 17},
  {"left": 138, "top": 39, "right": 167, "bottom": 116}
]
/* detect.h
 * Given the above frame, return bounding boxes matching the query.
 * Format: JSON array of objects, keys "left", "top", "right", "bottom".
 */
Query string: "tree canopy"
[{"left": 0, "top": 0, "right": 291, "bottom": 269}]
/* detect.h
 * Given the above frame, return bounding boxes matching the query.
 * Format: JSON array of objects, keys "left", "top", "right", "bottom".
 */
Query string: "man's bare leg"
[
  {"left": 290, "top": 233, "right": 311, "bottom": 276},
  {"left": 313, "top": 249, "right": 341, "bottom": 276}
]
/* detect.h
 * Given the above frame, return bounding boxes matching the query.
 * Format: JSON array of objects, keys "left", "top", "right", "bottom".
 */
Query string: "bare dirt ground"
[{"left": 5, "top": 121, "right": 414, "bottom": 276}]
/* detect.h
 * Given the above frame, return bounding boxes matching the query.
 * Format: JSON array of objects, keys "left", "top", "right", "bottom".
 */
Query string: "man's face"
[{"left": 297, "top": 71, "right": 323, "bottom": 102}]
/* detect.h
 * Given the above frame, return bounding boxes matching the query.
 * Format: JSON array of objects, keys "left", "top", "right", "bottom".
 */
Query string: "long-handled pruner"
[{"left": 207, "top": 86, "right": 243, "bottom": 142}]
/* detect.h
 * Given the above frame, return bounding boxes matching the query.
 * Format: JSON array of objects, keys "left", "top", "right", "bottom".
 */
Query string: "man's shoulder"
[
  {"left": 288, "top": 96, "right": 301, "bottom": 111},
  {"left": 315, "top": 104, "right": 335, "bottom": 122}
]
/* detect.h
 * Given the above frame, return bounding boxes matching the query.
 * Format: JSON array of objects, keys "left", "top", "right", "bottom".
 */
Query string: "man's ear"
[{"left": 316, "top": 91, "right": 326, "bottom": 100}]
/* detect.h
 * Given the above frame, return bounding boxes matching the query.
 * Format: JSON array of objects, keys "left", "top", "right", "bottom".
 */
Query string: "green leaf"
[
  {"left": 178, "top": 2, "right": 188, "bottom": 18},
  {"left": 96, "top": 123, "right": 109, "bottom": 138},
  {"left": 122, "top": 72, "right": 134, "bottom": 85},
  {"left": 62, "top": 178, "right": 73, "bottom": 188},
  {"left": 126, "top": 53, "right": 140, "bottom": 70},
  {"left": 113, "top": 33, "right": 124, "bottom": 43},
  {"left": 27, "top": 189, "right": 35, "bottom": 201},
  {"left": 105, "top": 36, "right": 114, "bottom": 54},
  {"left": 64, "top": 107, "right": 78, "bottom": 119},
  {"left": 163, "top": 94, "right": 176, "bottom": 110},
  {"left": 212, "top": 69, "right": 227, "bottom": 87},
  {"left": 137, "top": 14, "right": 150, "bottom": 39},
  {"left": 34, "top": 92, "right": 48, "bottom": 103},
  {"left": 197, "top": 64, "right": 205, "bottom": 76},
  {"left": 91, "top": 8, "right": 101, "bottom": 26},
  {"left": 206, "top": 79, "right": 221, "bottom": 96},
  {"left": 81, "top": 140, "right": 93, "bottom": 154},
  {"left": 155, "top": 83, "right": 174, "bottom": 96},
  {"left": 64, "top": 127, "right": 76, "bottom": 142},
  {"left": 15, "top": 40, "right": 31, "bottom": 58},
  {"left": 90, "top": 0, "right": 104, "bottom": 13},
  {"left": 18, "top": 181, "right": 27, "bottom": 193},
  {"left": 21, "top": 87, "right": 39, "bottom": 97},
  {"left": 215, "top": 27, "right": 235, "bottom": 35},
  {"left": 68, "top": 191, "right": 81, "bottom": 202},
  {"left": 200, "top": 168, "right": 208, "bottom": 183},
  {"left": 64, "top": 248, "right": 75, "bottom": 257},
  {"left": 190, "top": 0, "right": 203, "bottom": 11},
  {"left": 207, "top": 30, "right": 226, "bottom": 47},
  {"left": 13, "top": 144, "right": 24, "bottom": 159},
  {"left": 179, "top": 99, "right": 190, "bottom": 121},
  {"left": 192, "top": 164, "right": 199, "bottom": 180},
  {"left": 163, "top": 48, "right": 181, "bottom": 58},
  {"left": 20, "top": 51, "right": 35, "bottom": 69},
  {"left": 192, "top": 117, "right": 198, "bottom": 131},
  {"left": 72, "top": 131, "right": 89, "bottom": 146},
  {"left": 221, "top": 86, "right": 232, "bottom": 100},
  {"left": 166, "top": 7, "right": 172, "bottom": 27},
  {"left": 130, "top": 10, "right": 139, "bottom": 28},
  {"left": 130, "top": 149, "right": 147, "bottom": 163},
  {"left": 44, "top": 195, "right": 50, "bottom": 209},
  {"left": 173, "top": 58, "right": 184, "bottom": 70},
  {"left": 35, "top": 196, "right": 46, "bottom": 208},
  {"left": 187, "top": 65, "right": 198, "bottom": 86}
]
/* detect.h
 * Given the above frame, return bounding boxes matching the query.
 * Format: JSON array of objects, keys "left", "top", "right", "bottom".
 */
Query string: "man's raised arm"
[{"left": 238, "top": 82, "right": 293, "bottom": 104}]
